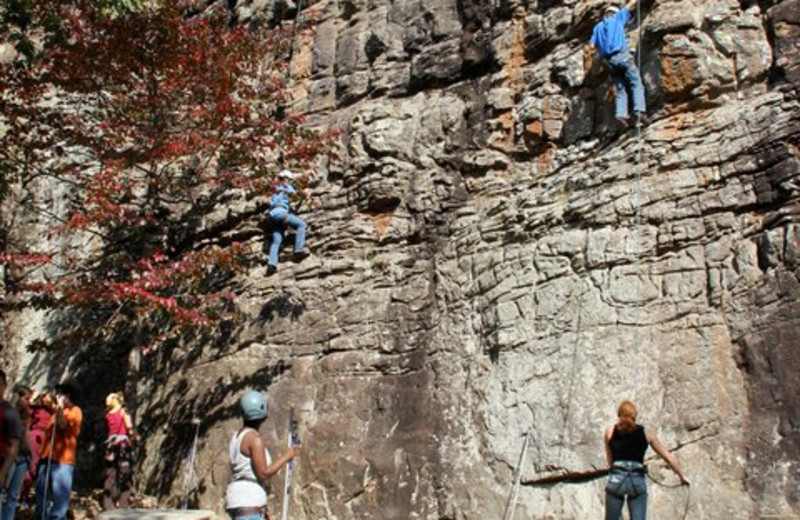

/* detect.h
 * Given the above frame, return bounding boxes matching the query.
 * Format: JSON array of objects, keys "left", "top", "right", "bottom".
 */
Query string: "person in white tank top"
[{"left": 225, "top": 391, "right": 296, "bottom": 520}]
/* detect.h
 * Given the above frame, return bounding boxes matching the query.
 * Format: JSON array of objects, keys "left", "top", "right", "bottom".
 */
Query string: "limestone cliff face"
[{"left": 3, "top": 0, "right": 799, "bottom": 519}]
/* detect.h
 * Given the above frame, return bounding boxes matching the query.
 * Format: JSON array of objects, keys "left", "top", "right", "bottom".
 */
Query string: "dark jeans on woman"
[{"left": 103, "top": 459, "right": 133, "bottom": 510}]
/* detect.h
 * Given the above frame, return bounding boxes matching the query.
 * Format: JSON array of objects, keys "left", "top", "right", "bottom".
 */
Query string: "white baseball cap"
[
  {"left": 605, "top": 5, "right": 619, "bottom": 13},
  {"left": 278, "top": 169, "right": 296, "bottom": 179}
]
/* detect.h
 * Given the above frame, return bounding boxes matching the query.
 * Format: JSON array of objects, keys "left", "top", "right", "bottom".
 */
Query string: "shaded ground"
[{"left": 16, "top": 489, "right": 159, "bottom": 520}]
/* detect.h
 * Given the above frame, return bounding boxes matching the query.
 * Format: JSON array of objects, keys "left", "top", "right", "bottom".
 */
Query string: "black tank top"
[{"left": 609, "top": 424, "right": 648, "bottom": 463}]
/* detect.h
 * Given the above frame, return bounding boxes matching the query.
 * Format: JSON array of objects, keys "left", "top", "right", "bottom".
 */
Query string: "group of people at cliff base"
[
  {"left": 0, "top": 371, "right": 82, "bottom": 520},
  {"left": 1, "top": 377, "right": 687, "bottom": 520},
  {"left": 0, "top": 371, "right": 138, "bottom": 520},
  {"left": 223, "top": 392, "right": 688, "bottom": 520}
]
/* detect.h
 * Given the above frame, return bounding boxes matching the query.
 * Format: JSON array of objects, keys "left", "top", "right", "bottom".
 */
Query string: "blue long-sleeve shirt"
[
  {"left": 270, "top": 182, "right": 297, "bottom": 210},
  {"left": 589, "top": 8, "right": 632, "bottom": 58}
]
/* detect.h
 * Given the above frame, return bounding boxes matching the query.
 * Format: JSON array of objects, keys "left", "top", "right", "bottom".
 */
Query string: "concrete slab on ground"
[{"left": 96, "top": 510, "right": 216, "bottom": 520}]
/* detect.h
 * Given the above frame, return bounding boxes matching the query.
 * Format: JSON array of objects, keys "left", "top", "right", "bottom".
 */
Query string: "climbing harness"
[
  {"left": 607, "top": 460, "right": 648, "bottom": 493},
  {"left": 280, "top": 408, "right": 299, "bottom": 520}
]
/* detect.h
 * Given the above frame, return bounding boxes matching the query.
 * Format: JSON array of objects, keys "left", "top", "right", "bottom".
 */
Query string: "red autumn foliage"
[{"left": 0, "top": 1, "right": 334, "bottom": 350}]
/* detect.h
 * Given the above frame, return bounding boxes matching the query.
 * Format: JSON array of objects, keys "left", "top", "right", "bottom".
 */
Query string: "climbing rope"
[
  {"left": 285, "top": 0, "right": 304, "bottom": 79},
  {"left": 541, "top": 0, "right": 651, "bottom": 501},
  {"left": 557, "top": 285, "right": 589, "bottom": 467},
  {"left": 514, "top": 5, "right": 692, "bottom": 519},
  {"left": 274, "top": 0, "right": 304, "bottom": 124},
  {"left": 502, "top": 430, "right": 531, "bottom": 520},
  {"left": 180, "top": 418, "right": 201, "bottom": 510},
  {"left": 280, "top": 408, "right": 300, "bottom": 520},
  {"left": 647, "top": 471, "right": 692, "bottom": 520},
  {"left": 630, "top": 0, "right": 646, "bottom": 402}
]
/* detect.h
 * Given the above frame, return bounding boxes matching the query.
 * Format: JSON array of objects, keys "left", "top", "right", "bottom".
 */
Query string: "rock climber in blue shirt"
[
  {"left": 588, "top": 1, "right": 647, "bottom": 127},
  {"left": 266, "top": 170, "right": 311, "bottom": 276}
]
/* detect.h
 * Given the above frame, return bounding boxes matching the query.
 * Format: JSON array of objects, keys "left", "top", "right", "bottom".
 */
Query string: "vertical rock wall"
[{"left": 2, "top": 0, "right": 799, "bottom": 519}]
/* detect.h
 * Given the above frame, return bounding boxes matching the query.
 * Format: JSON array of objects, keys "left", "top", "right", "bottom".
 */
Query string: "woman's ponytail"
[{"left": 616, "top": 400, "right": 637, "bottom": 434}]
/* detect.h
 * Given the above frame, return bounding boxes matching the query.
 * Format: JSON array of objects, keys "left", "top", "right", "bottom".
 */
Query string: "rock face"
[{"left": 3, "top": 0, "right": 800, "bottom": 519}]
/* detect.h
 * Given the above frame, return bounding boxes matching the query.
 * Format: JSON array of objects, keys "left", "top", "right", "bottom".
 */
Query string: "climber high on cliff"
[
  {"left": 266, "top": 170, "right": 312, "bottom": 276},
  {"left": 587, "top": 1, "right": 647, "bottom": 127}
]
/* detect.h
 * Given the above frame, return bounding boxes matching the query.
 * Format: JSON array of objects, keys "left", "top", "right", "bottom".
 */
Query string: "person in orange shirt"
[{"left": 34, "top": 383, "right": 82, "bottom": 520}]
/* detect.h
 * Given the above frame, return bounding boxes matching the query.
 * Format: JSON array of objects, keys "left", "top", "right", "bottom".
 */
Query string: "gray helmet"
[{"left": 239, "top": 390, "right": 268, "bottom": 421}]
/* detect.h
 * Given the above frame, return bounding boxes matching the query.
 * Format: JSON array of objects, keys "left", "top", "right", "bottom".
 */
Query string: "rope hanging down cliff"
[
  {"left": 275, "top": 0, "right": 304, "bottom": 122},
  {"left": 545, "top": 0, "right": 652, "bottom": 499},
  {"left": 585, "top": 0, "right": 650, "bottom": 395},
  {"left": 286, "top": 0, "right": 304, "bottom": 81},
  {"left": 631, "top": 0, "right": 646, "bottom": 390}
]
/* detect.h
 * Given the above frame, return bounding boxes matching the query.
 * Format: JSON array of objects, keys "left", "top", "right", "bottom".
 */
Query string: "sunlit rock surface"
[{"left": 3, "top": 0, "right": 798, "bottom": 519}]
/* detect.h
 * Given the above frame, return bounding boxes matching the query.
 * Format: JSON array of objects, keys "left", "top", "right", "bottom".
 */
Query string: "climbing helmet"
[{"left": 239, "top": 390, "right": 268, "bottom": 421}]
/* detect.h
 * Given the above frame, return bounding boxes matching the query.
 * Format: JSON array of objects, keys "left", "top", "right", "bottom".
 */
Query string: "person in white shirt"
[{"left": 225, "top": 391, "right": 295, "bottom": 520}]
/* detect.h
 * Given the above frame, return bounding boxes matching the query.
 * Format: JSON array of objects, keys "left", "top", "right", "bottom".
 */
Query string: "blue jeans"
[
  {"left": 35, "top": 460, "right": 74, "bottom": 520},
  {"left": 1, "top": 457, "right": 29, "bottom": 520},
  {"left": 605, "top": 468, "right": 647, "bottom": 520},
  {"left": 268, "top": 207, "right": 307, "bottom": 267},
  {"left": 607, "top": 52, "right": 646, "bottom": 119}
]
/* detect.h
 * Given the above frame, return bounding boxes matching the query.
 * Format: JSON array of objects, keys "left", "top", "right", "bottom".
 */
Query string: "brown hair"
[
  {"left": 616, "top": 400, "right": 638, "bottom": 434},
  {"left": 34, "top": 390, "right": 55, "bottom": 409},
  {"left": 10, "top": 385, "right": 32, "bottom": 421}
]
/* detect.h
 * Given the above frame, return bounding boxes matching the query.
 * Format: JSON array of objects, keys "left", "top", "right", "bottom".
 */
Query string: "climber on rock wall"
[
  {"left": 266, "top": 170, "right": 312, "bottom": 276},
  {"left": 587, "top": 1, "right": 648, "bottom": 127}
]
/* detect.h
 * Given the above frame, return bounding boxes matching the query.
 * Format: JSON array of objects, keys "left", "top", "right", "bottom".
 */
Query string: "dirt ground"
[{"left": 17, "top": 490, "right": 160, "bottom": 520}]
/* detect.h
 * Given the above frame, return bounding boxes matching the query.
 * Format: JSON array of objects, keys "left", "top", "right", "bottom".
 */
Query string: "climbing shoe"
[
  {"left": 616, "top": 116, "right": 632, "bottom": 128},
  {"left": 293, "top": 248, "right": 311, "bottom": 262},
  {"left": 634, "top": 112, "right": 649, "bottom": 126},
  {"left": 266, "top": 264, "right": 277, "bottom": 276}
]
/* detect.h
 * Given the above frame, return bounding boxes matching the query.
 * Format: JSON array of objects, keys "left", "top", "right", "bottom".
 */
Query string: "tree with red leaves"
[{"left": 0, "top": 0, "right": 333, "bottom": 351}]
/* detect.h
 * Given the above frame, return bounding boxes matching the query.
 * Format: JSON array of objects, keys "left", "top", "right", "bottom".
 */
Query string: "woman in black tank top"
[{"left": 603, "top": 400, "right": 689, "bottom": 520}]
